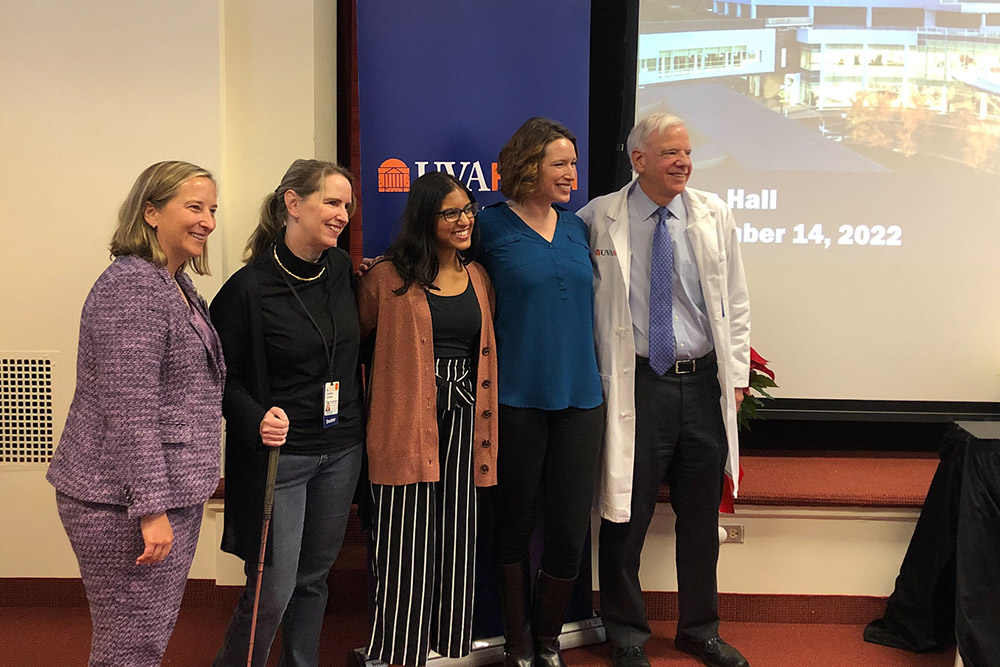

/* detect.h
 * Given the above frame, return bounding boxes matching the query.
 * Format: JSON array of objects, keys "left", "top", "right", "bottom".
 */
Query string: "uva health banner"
[
  {"left": 358, "top": 0, "right": 591, "bottom": 256},
  {"left": 357, "top": 0, "right": 594, "bottom": 642}
]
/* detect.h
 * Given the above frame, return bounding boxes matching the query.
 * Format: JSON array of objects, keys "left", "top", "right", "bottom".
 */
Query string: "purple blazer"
[{"left": 47, "top": 255, "right": 225, "bottom": 518}]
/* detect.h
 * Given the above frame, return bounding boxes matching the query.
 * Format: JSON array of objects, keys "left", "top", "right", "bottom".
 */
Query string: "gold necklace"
[{"left": 273, "top": 246, "right": 326, "bottom": 282}]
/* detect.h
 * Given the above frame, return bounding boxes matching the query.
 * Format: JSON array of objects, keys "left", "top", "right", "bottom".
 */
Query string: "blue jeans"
[{"left": 214, "top": 443, "right": 362, "bottom": 667}]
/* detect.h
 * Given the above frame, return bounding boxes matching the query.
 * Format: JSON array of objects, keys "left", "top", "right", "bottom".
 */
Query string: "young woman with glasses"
[{"left": 358, "top": 170, "right": 499, "bottom": 667}]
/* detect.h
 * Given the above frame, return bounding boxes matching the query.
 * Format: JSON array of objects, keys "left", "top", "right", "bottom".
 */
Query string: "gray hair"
[{"left": 626, "top": 113, "right": 686, "bottom": 155}]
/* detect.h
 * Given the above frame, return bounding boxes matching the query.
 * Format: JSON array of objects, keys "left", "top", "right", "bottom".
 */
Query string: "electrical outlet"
[{"left": 722, "top": 524, "right": 744, "bottom": 543}]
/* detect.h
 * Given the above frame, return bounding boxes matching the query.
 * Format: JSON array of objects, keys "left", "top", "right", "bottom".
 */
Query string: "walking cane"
[{"left": 247, "top": 446, "right": 281, "bottom": 667}]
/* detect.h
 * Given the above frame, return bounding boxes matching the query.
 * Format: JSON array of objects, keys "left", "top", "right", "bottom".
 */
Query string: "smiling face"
[
  {"left": 531, "top": 137, "right": 577, "bottom": 205},
  {"left": 435, "top": 187, "right": 475, "bottom": 254},
  {"left": 632, "top": 123, "right": 692, "bottom": 205},
  {"left": 285, "top": 173, "right": 352, "bottom": 260},
  {"left": 143, "top": 176, "right": 218, "bottom": 275}
]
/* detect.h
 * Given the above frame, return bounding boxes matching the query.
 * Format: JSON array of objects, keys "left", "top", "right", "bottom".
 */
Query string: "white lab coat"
[{"left": 578, "top": 179, "right": 750, "bottom": 522}]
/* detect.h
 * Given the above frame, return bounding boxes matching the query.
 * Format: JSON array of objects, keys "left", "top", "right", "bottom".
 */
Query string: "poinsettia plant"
[{"left": 737, "top": 347, "right": 777, "bottom": 432}]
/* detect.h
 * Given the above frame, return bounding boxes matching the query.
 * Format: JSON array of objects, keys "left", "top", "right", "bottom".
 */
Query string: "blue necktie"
[{"left": 649, "top": 206, "right": 675, "bottom": 375}]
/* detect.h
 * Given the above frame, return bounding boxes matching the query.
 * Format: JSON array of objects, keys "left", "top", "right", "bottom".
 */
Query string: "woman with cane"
[{"left": 211, "top": 159, "right": 364, "bottom": 667}]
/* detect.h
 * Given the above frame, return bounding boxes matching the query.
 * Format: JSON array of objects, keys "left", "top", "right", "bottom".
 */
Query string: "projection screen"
[{"left": 635, "top": 0, "right": 1000, "bottom": 403}]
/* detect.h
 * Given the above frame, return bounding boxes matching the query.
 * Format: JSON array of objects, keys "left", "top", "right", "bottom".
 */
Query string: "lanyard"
[{"left": 273, "top": 248, "right": 338, "bottom": 382}]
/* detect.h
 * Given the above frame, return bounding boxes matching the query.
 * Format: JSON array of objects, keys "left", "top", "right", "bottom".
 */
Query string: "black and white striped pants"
[{"left": 367, "top": 357, "right": 478, "bottom": 666}]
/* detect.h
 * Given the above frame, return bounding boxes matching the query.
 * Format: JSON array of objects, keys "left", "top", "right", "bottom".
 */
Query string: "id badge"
[{"left": 323, "top": 381, "right": 340, "bottom": 428}]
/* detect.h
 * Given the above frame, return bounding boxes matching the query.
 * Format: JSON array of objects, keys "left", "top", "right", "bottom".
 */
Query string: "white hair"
[{"left": 626, "top": 113, "right": 686, "bottom": 156}]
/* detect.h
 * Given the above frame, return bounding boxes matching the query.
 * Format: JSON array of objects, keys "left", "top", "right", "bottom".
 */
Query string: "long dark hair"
[
  {"left": 244, "top": 159, "right": 356, "bottom": 261},
  {"left": 384, "top": 171, "right": 479, "bottom": 295}
]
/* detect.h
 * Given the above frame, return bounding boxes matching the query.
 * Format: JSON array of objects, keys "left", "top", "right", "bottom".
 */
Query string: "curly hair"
[{"left": 497, "top": 117, "right": 577, "bottom": 203}]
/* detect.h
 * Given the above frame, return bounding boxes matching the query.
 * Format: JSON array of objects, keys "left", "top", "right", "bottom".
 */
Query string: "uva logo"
[
  {"left": 377, "top": 157, "right": 502, "bottom": 193},
  {"left": 377, "top": 159, "right": 410, "bottom": 193}
]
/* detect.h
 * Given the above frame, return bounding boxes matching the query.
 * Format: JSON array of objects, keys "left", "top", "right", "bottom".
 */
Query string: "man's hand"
[{"left": 734, "top": 388, "right": 747, "bottom": 411}]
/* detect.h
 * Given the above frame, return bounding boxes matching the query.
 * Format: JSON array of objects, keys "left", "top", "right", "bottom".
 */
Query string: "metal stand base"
[{"left": 350, "top": 617, "right": 606, "bottom": 667}]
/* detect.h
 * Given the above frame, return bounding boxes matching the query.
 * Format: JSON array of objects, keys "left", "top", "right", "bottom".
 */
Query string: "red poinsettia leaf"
[{"left": 719, "top": 465, "right": 746, "bottom": 514}]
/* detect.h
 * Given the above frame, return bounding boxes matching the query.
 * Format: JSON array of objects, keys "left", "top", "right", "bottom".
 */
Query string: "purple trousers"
[{"left": 56, "top": 491, "right": 203, "bottom": 666}]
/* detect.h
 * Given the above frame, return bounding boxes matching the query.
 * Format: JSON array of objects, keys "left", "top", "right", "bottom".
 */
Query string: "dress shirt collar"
[{"left": 630, "top": 180, "right": 686, "bottom": 224}]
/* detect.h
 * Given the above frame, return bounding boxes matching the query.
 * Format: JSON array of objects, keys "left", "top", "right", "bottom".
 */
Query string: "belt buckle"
[{"left": 674, "top": 359, "right": 696, "bottom": 374}]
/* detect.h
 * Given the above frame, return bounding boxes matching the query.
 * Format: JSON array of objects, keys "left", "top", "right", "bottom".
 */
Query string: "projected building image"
[{"left": 639, "top": 0, "right": 1000, "bottom": 173}]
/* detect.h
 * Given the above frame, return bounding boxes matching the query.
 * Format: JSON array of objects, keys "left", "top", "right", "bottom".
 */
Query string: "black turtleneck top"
[{"left": 257, "top": 238, "right": 361, "bottom": 454}]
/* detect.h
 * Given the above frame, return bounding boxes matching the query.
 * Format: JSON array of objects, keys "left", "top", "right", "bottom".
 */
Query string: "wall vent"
[{"left": 1, "top": 355, "right": 56, "bottom": 463}]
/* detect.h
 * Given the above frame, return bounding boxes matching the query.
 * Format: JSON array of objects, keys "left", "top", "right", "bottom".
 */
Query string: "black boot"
[
  {"left": 499, "top": 560, "right": 534, "bottom": 667},
  {"left": 532, "top": 570, "right": 576, "bottom": 667}
]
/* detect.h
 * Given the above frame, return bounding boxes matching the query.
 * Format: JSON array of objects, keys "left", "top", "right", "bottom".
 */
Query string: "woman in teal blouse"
[{"left": 476, "top": 117, "right": 604, "bottom": 667}]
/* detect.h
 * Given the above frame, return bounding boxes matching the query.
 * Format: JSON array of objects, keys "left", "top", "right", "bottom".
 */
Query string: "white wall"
[
  {"left": 0, "top": 0, "right": 337, "bottom": 578},
  {"left": 597, "top": 505, "right": 920, "bottom": 596}
]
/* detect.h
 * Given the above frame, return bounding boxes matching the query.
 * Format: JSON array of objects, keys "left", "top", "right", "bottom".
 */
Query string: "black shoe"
[
  {"left": 674, "top": 635, "right": 749, "bottom": 667},
  {"left": 610, "top": 645, "right": 650, "bottom": 667}
]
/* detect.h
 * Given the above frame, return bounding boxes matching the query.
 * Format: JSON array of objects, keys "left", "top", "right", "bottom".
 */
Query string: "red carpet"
[
  {"left": 564, "top": 621, "right": 955, "bottom": 667},
  {"left": 0, "top": 609, "right": 957, "bottom": 666},
  {"left": 657, "top": 454, "right": 939, "bottom": 508}
]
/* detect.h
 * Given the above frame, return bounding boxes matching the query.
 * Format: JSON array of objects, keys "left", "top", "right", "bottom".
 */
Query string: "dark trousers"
[
  {"left": 599, "top": 356, "right": 727, "bottom": 646},
  {"left": 494, "top": 403, "right": 605, "bottom": 579}
]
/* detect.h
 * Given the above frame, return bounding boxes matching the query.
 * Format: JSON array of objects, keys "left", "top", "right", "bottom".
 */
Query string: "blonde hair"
[
  {"left": 110, "top": 161, "right": 216, "bottom": 276},
  {"left": 244, "top": 159, "right": 356, "bottom": 261}
]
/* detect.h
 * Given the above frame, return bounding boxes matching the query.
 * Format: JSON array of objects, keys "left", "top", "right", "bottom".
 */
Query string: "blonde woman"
[{"left": 48, "top": 161, "right": 225, "bottom": 666}]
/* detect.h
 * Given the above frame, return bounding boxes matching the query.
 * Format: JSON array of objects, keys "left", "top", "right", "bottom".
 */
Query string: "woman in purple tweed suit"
[{"left": 47, "top": 161, "right": 225, "bottom": 666}]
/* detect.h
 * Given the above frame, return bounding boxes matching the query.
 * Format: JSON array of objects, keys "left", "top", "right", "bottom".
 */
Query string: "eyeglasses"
[{"left": 438, "top": 202, "right": 480, "bottom": 224}]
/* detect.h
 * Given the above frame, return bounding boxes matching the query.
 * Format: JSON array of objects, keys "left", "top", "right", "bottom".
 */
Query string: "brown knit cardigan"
[{"left": 358, "top": 260, "right": 498, "bottom": 486}]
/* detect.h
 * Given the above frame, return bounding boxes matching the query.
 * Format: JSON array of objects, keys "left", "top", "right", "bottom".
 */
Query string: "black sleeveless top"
[{"left": 425, "top": 279, "right": 481, "bottom": 358}]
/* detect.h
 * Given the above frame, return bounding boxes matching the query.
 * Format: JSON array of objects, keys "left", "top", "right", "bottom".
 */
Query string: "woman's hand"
[
  {"left": 260, "top": 406, "right": 289, "bottom": 447},
  {"left": 136, "top": 512, "right": 173, "bottom": 565}
]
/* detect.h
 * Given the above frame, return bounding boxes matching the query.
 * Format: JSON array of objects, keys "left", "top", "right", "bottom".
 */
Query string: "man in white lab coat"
[{"left": 578, "top": 114, "right": 751, "bottom": 667}]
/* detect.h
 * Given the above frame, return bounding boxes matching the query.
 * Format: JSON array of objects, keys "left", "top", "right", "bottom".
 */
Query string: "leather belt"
[{"left": 636, "top": 350, "right": 716, "bottom": 375}]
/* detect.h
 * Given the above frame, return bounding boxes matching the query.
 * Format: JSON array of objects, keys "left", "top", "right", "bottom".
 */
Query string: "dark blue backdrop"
[
  {"left": 356, "top": 0, "right": 597, "bottom": 641},
  {"left": 357, "top": 0, "right": 591, "bottom": 256}
]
